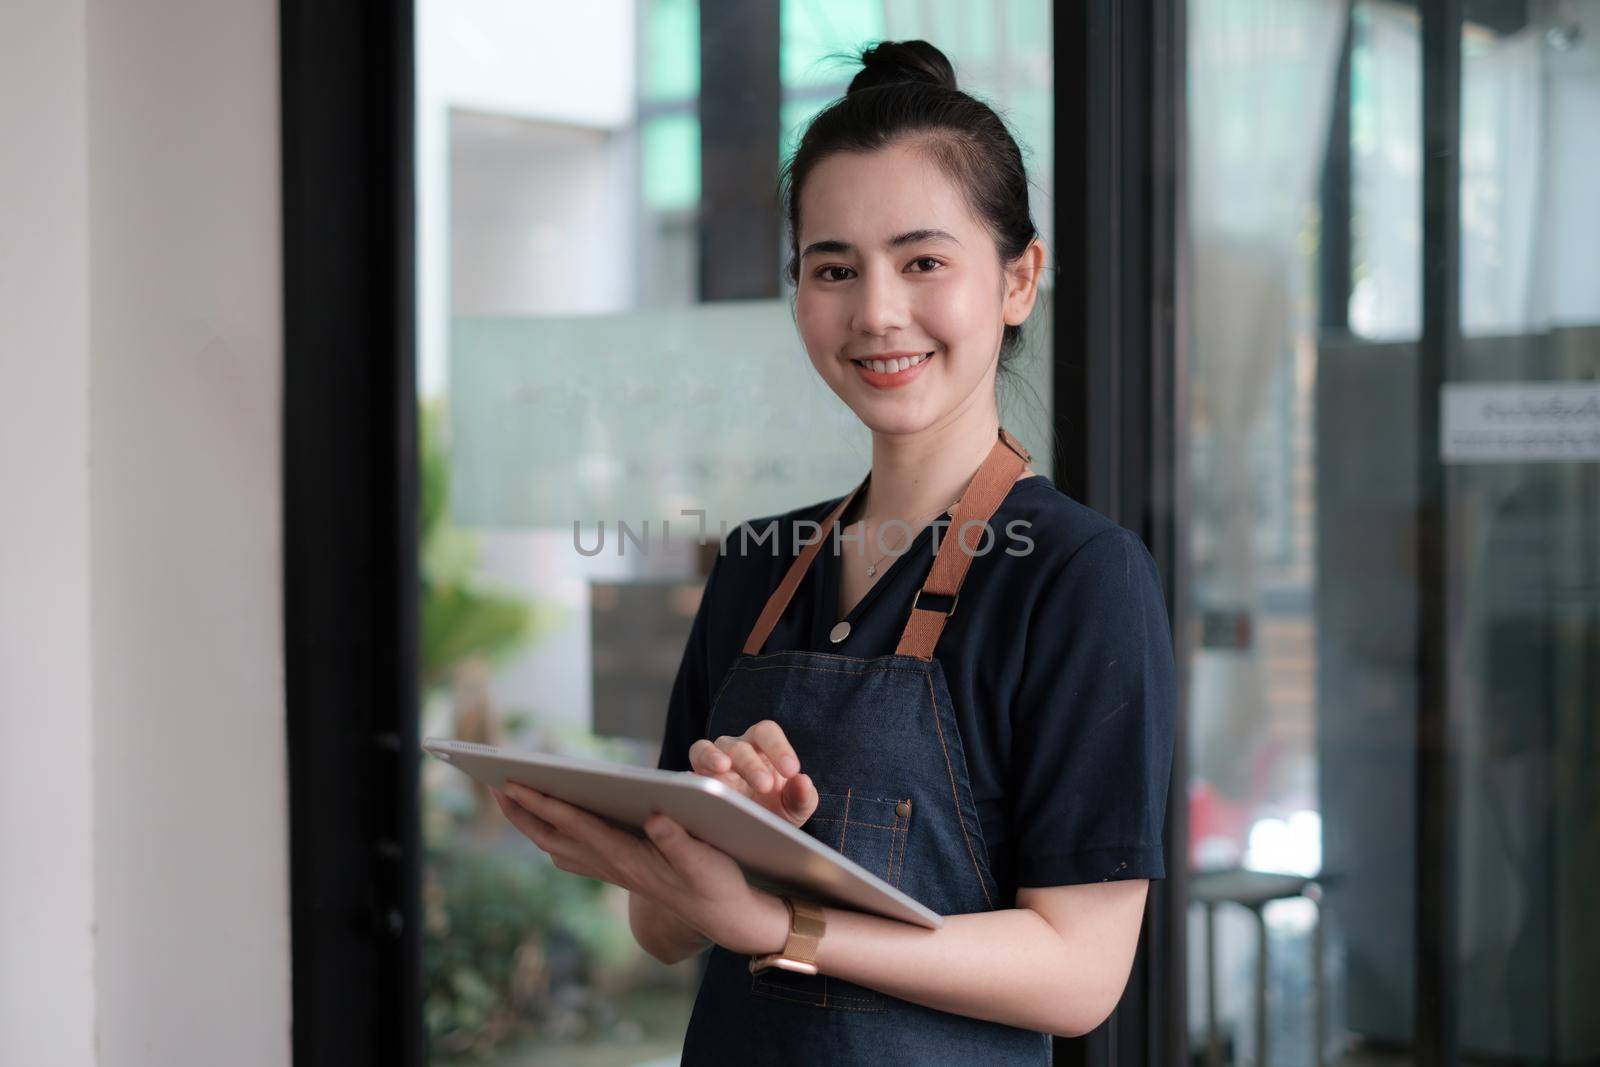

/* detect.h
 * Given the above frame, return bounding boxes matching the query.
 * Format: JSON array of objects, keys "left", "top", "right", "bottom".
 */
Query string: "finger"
[
  {"left": 714, "top": 737, "right": 781, "bottom": 794},
  {"left": 688, "top": 738, "right": 733, "bottom": 775},
  {"left": 501, "top": 786, "right": 649, "bottom": 886},
  {"left": 643, "top": 812, "right": 711, "bottom": 871},
  {"left": 491, "top": 785, "right": 525, "bottom": 822},
  {"left": 501, "top": 783, "right": 572, "bottom": 837},
  {"left": 506, "top": 782, "right": 633, "bottom": 851},
  {"left": 505, "top": 781, "right": 574, "bottom": 824},
  {"left": 495, "top": 787, "right": 561, "bottom": 844},
  {"left": 779, "top": 772, "right": 819, "bottom": 824},
  {"left": 746, "top": 720, "right": 802, "bottom": 777},
  {"left": 684, "top": 747, "right": 756, "bottom": 799},
  {"left": 554, "top": 856, "right": 604, "bottom": 879}
]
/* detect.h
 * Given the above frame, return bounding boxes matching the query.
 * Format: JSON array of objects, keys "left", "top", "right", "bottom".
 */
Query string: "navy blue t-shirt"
[{"left": 654, "top": 474, "right": 1176, "bottom": 897}]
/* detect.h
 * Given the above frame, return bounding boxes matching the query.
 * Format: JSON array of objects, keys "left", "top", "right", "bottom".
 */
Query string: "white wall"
[
  {"left": 416, "top": 0, "right": 637, "bottom": 398},
  {"left": 450, "top": 112, "right": 635, "bottom": 317},
  {"left": 0, "top": 2, "right": 98, "bottom": 1062},
  {"left": 0, "top": 2, "right": 289, "bottom": 1064}
]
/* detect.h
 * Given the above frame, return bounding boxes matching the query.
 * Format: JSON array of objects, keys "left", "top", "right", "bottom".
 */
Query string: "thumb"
[{"left": 645, "top": 813, "right": 696, "bottom": 861}]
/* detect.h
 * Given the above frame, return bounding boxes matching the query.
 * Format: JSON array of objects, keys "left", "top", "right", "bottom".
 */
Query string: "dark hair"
[{"left": 779, "top": 40, "right": 1042, "bottom": 375}]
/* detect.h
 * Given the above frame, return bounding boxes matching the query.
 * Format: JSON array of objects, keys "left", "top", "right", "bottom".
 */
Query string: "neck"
[{"left": 860, "top": 407, "right": 1011, "bottom": 526}]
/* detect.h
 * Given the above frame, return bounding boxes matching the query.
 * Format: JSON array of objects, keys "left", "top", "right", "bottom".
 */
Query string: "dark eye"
[
  {"left": 908, "top": 256, "right": 943, "bottom": 272},
  {"left": 815, "top": 265, "right": 854, "bottom": 282}
]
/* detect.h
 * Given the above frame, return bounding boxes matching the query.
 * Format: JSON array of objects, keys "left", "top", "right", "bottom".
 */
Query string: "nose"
[{"left": 849, "top": 265, "right": 909, "bottom": 336}]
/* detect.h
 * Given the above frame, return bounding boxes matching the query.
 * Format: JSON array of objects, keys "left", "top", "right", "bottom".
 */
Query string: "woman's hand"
[
  {"left": 689, "top": 719, "right": 819, "bottom": 827},
  {"left": 490, "top": 781, "right": 788, "bottom": 957}
]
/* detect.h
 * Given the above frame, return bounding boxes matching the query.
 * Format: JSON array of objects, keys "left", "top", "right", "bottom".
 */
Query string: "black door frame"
[
  {"left": 1054, "top": 1, "right": 1189, "bottom": 1064},
  {"left": 1415, "top": 0, "right": 1462, "bottom": 1061},
  {"left": 282, "top": 2, "right": 421, "bottom": 1064},
  {"left": 282, "top": 2, "right": 1188, "bottom": 1063}
]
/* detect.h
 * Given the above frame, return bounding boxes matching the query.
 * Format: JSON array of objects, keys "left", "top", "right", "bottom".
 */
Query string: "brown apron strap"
[
  {"left": 739, "top": 425, "right": 1031, "bottom": 659},
  {"left": 894, "top": 426, "right": 1030, "bottom": 660},
  {"left": 741, "top": 472, "right": 870, "bottom": 655}
]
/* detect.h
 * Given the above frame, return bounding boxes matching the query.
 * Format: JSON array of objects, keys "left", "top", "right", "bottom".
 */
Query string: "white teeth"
[{"left": 858, "top": 352, "right": 932, "bottom": 374}]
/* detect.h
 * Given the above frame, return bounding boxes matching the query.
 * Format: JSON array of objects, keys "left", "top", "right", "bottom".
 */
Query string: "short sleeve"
[
  {"left": 1010, "top": 527, "right": 1177, "bottom": 886},
  {"left": 655, "top": 548, "right": 728, "bottom": 772}
]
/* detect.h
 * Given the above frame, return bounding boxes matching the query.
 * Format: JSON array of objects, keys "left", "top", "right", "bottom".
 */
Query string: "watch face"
[
  {"left": 749, "top": 954, "right": 820, "bottom": 977},
  {"left": 774, "top": 957, "right": 820, "bottom": 976}
]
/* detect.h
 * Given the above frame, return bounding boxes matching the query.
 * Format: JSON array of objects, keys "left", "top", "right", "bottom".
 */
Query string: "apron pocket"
[
  {"left": 750, "top": 967, "right": 890, "bottom": 1012},
  {"left": 749, "top": 789, "right": 912, "bottom": 1013},
  {"left": 801, "top": 788, "right": 913, "bottom": 890}
]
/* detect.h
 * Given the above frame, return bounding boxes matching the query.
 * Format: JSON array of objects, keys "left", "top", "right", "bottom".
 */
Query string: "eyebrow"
[{"left": 799, "top": 228, "right": 962, "bottom": 260}]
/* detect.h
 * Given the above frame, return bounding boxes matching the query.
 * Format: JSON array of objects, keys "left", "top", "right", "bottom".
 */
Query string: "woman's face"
[{"left": 793, "top": 140, "right": 1037, "bottom": 437}]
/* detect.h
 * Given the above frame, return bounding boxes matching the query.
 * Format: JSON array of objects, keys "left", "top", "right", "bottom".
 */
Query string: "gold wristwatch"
[{"left": 748, "top": 896, "right": 826, "bottom": 975}]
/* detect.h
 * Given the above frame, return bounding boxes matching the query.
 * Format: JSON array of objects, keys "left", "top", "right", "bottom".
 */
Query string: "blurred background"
[{"left": 4, "top": 1, "right": 1595, "bottom": 1066}]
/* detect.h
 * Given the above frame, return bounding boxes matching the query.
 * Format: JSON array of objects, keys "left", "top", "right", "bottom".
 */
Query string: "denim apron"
[{"left": 679, "top": 427, "right": 1053, "bottom": 1066}]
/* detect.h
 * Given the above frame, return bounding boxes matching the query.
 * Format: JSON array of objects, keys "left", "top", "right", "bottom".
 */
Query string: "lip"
[{"left": 848, "top": 350, "right": 934, "bottom": 390}]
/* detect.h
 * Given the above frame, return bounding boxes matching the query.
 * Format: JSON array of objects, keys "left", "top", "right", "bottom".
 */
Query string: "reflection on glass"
[
  {"left": 1450, "top": 4, "right": 1599, "bottom": 1061},
  {"left": 1187, "top": 1, "right": 1599, "bottom": 1064},
  {"left": 1186, "top": 3, "right": 1349, "bottom": 1061}
]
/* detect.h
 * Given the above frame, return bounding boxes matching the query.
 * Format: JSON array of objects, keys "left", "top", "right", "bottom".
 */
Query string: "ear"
[{"left": 1002, "top": 237, "right": 1047, "bottom": 327}]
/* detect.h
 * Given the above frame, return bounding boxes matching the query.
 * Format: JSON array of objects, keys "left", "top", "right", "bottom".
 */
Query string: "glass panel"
[
  {"left": 1349, "top": 2, "right": 1421, "bottom": 340},
  {"left": 1185, "top": 1, "right": 1599, "bottom": 1064},
  {"left": 1185, "top": 4, "right": 1351, "bottom": 1064},
  {"left": 1450, "top": 3, "right": 1600, "bottom": 1061},
  {"left": 414, "top": 3, "right": 1054, "bottom": 1063}
]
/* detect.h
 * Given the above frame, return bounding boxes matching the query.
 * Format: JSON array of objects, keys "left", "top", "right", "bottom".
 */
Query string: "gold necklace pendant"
[{"left": 858, "top": 499, "right": 959, "bottom": 580}]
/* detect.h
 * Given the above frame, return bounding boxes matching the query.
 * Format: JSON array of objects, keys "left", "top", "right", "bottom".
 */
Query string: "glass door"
[{"left": 1181, "top": 1, "right": 1599, "bottom": 1063}]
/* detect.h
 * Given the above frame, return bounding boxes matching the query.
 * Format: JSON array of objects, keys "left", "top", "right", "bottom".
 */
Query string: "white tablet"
[{"left": 422, "top": 738, "right": 942, "bottom": 929}]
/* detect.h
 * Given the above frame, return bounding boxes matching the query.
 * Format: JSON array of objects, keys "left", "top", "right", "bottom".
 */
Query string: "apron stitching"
[
  {"left": 805, "top": 818, "right": 898, "bottom": 830},
  {"left": 923, "top": 671, "right": 995, "bottom": 910},
  {"left": 703, "top": 661, "right": 746, "bottom": 739},
  {"left": 838, "top": 787, "right": 852, "bottom": 852},
  {"left": 750, "top": 965, "right": 882, "bottom": 1005},
  {"left": 739, "top": 649, "right": 931, "bottom": 666},
  {"left": 750, "top": 967, "right": 881, "bottom": 1003},
  {"left": 732, "top": 662, "right": 927, "bottom": 677},
  {"left": 749, "top": 982, "right": 885, "bottom": 1011}
]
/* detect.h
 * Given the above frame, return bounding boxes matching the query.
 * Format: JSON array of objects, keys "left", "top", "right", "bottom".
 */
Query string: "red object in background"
[{"left": 1188, "top": 779, "right": 1248, "bottom": 869}]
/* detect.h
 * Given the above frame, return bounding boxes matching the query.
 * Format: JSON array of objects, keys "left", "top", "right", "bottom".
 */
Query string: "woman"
[{"left": 491, "top": 39, "right": 1176, "bottom": 1063}]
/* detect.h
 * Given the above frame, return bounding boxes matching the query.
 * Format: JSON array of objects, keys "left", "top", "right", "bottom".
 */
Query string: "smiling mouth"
[{"left": 849, "top": 352, "right": 933, "bottom": 374}]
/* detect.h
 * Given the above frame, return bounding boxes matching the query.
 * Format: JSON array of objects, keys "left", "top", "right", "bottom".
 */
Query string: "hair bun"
[{"left": 848, "top": 40, "right": 958, "bottom": 94}]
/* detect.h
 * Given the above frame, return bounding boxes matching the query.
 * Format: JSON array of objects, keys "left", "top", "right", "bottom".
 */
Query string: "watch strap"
[{"left": 748, "top": 896, "right": 826, "bottom": 975}]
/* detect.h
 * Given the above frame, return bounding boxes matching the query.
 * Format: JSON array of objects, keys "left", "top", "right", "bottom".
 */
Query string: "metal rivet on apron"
[
  {"left": 829, "top": 620, "right": 851, "bottom": 643},
  {"left": 896, "top": 800, "right": 911, "bottom": 818}
]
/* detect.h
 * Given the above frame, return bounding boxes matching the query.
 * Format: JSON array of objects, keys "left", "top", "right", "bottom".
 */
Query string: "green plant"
[
  {"left": 419, "top": 395, "right": 623, "bottom": 1057},
  {"left": 418, "top": 397, "right": 672, "bottom": 1060},
  {"left": 424, "top": 840, "right": 617, "bottom": 1054},
  {"left": 419, "top": 395, "right": 562, "bottom": 696}
]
